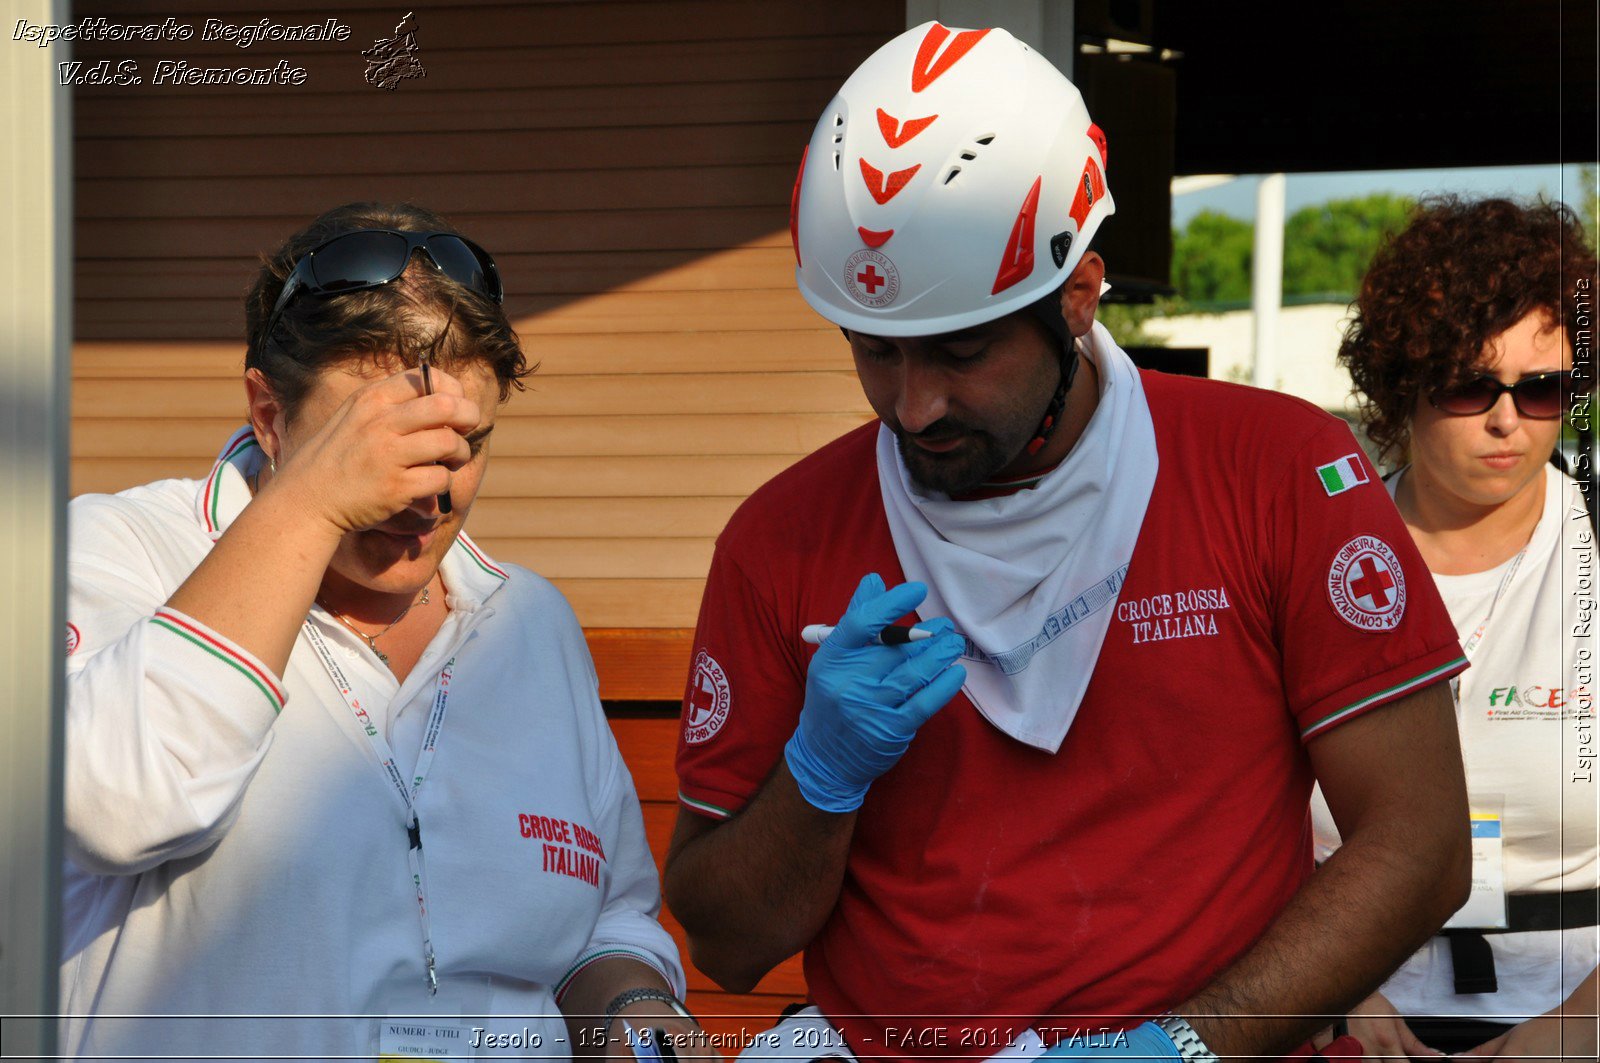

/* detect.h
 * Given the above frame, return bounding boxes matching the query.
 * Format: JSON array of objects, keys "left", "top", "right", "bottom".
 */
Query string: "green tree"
[
  {"left": 1281, "top": 193, "right": 1413, "bottom": 298},
  {"left": 1097, "top": 296, "right": 1188, "bottom": 348},
  {"left": 1576, "top": 165, "right": 1598, "bottom": 251},
  {"left": 1170, "top": 210, "right": 1253, "bottom": 304},
  {"left": 1170, "top": 194, "right": 1415, "bottom": 305}
]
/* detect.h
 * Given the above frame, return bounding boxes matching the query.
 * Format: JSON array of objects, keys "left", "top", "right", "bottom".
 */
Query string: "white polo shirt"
[
  {"left": 1314, "top": 465, "right": 1597, "bottom": 1020},
  {"left": 60, "top": 427, "right": 683, "bottom": 1060}
]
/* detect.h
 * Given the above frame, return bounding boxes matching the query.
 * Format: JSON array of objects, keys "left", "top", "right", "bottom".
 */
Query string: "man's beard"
[{"left": 894, "top": 423, "right": 1018, "bottom": 495}]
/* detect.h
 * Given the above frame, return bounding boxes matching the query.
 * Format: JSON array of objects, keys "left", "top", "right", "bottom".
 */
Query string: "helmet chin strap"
[
  {"left": 1023, "top": 287, "right": 1081, "bottom": 457},
  {"left": 1024, "top": 344, "right": 1079, "bottom": 456}
]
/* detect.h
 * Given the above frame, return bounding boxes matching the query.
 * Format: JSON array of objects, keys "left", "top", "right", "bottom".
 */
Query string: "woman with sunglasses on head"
[
  {"left": 60, "top": 203, "right": 705, "bottom": 1060},
  {"left": 1314, "top": 196, "right": 1597, "bottom": 1061}
]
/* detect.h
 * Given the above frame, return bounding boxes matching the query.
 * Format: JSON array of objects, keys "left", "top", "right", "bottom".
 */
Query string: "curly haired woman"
[{"left": 1317, "top": 196, "right": 1597, "bottom": 1061}]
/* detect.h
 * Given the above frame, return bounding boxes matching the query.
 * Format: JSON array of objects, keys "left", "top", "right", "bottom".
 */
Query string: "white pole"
[
  {"left": 1252, "top": 173, "right": 1286, "bottom": 390},
  {"left": 0, "top": 1, "right": 71, "bottom": 1057}
]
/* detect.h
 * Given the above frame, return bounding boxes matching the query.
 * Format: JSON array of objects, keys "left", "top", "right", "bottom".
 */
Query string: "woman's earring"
[{"left": 269, "top": 455, "right": 278, "bottom": 473}]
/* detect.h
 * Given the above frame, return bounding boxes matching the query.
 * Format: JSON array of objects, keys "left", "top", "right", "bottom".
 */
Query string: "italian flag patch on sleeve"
[{"left": 1317, "top": 453, "right": 1369, "bottom": 496}]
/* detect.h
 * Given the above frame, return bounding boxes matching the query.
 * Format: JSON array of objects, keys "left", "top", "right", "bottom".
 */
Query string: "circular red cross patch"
[
  {"left": 683, "top": 650, "right": 731, "bottom": 745},
  {"left": 66, "top": 622, "right": 81, "bottom": 656},
  {"left": 1327, "top": 535, "right": 1407, "bottom": 631}
]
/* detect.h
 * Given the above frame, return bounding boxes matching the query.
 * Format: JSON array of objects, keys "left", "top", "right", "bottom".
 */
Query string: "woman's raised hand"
[{"left": 269, "top": 366, "right": 481, "bottom": 535}]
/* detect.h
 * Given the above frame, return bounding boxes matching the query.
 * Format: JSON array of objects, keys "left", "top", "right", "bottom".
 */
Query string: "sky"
[{"left": 1172, "top": 163, "right": 1595, "bottom": 227}]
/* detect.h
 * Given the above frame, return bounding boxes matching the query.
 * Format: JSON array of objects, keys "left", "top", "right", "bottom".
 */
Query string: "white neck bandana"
[{"left": 876, "top": 322, "right": 1159, "bottom": 752}]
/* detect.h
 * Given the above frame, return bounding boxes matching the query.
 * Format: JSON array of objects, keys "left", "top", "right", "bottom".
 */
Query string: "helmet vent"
[
  {"left": 833, "top": 151, "right": 841, "bottom": 171},
  {"left": 943, "top": 166, "right": 961, "bottom": 185},
  {"left": 956, "top": 135, "right": 995, "bottom": 164}
]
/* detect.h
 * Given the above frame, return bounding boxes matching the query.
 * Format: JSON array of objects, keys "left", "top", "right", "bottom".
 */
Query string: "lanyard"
[
  {"left": 1451, "top": 547, "right": 1527, "bottom": 704},
  {"left": 303, "top": 619, "right": 455, "bottom": 995}
]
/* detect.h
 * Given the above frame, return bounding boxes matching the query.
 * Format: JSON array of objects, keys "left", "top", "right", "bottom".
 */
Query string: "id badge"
[
  {"left": 1444, "top": 796, "right": 1509, "bottom": 930},
  {"left": 375, "top": 982, "right": 487, "bottom": 1061},
  {"left": 377, "top": 1019, "right": 476, "bottom": 1061}
]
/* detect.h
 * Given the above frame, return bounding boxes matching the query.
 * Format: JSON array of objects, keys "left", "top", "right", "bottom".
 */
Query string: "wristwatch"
[
  {"left": 1154, "top": 1014, "right": 1220, "bottom": 1063},
  {"left": 603, "top": 987, "right": 694, "bottom": 1029}
]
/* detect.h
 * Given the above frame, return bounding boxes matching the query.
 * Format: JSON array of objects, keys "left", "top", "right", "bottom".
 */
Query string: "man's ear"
[
  {"left": 1059, "top": 252, "right": 1106, "bottom": 338},
  {"left": 243, "top": 369, "right": 286, "bottom": 464}
]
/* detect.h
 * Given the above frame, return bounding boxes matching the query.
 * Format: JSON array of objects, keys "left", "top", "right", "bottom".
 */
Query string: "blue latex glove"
[
  {"left": 784, "top": 573, "right": 967, "bottom": 813},
  {"left": 1042, "top": 1022, "right": 1181, "bottom": 1059}
]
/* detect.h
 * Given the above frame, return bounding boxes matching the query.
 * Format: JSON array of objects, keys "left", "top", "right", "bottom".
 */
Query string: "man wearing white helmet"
[{"left": 666, "top": 23, "right": 1472, "bottom": 1063}]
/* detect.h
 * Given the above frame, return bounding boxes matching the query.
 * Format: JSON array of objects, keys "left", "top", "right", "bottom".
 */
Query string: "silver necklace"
[{"left": 319, "top": 585, "right": 431, "bottom": 664}]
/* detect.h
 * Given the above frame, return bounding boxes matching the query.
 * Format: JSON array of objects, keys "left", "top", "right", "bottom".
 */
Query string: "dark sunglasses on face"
[
  {"left": 1427, "top": 370, "right": 1589, "bottom": 420},
  {"left": 261, "top": 229, "right": 504, "bottom": 346}
]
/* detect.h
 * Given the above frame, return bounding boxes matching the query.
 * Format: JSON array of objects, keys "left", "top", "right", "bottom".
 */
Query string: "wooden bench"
[{"left": 596, "top": 630, "right": 806, "bottom": 1041}]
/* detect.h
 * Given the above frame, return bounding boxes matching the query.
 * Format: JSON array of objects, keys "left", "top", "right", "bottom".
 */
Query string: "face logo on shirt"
[
  {"left": 66, "top": 622, "right": 80, "bottom": 656},
  {"left": 1326, "top": 535, "right": 1407, "bottom": 631},
  {"left": 1482, "top": 683, "right": 1585, "bottom": 719},
  {"left": 683, "top": 650, "right": 731, "bottom": 744}
]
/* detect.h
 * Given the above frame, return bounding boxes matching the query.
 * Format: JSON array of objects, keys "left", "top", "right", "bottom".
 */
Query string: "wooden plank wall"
[{"left": 71, "top": 0, "right": 903, "bottom": 1038}]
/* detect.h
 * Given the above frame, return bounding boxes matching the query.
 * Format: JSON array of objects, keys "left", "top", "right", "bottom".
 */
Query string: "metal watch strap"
[
  {"left": 603, "top": 987, "right": 692, "bottom": 1027},
  {"left": 1155, "top": 1014, "right": 1220, "bottom": 1063}
]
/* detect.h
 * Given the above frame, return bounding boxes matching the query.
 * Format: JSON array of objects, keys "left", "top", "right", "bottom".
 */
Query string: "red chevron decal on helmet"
[
  {"left": 992, "top": 175, "right": 1042, "bottom": 295},
  {"left": 1069, "top": 157, "right": 1106, "bottom": 229},
  {"left": 859, "top": 158, "right": 921, "bottom": 205},
  {"left": 876, "top": 108, "right": 938, "bottom": 148},
  {"left": 790, "top": 144, "right": 808, "bottom": 267},
  {"left": 1087, "top": 123, "right": 1108, "bottom": 167},
  {"left": 858, "top": 226, "right": 894, "bottom": 248},
  {"left": 911, "top": 23, "right": 991, "bottom": 93}
]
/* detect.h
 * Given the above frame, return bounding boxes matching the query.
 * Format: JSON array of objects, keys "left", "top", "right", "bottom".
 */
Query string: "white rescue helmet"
[{"left": 791, "top": 22, "right": 1113, "bottom": 337}]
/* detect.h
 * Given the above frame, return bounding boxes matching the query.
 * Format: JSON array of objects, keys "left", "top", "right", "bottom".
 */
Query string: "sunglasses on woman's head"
[
  {"left": 1426, "top": 370, "right": 1587, "bottom": 420},
  {"left": 261, "top": 229, "right": 504, "bottom": 347}
]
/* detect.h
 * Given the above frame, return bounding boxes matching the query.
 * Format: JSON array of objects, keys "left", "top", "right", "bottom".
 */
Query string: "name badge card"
[
  {"left": 378, "top": 1019, "right": 476, "bottom": 1061},
  {"left": 1444, "top": 797, "right": 1509, "bottom": 930}
]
